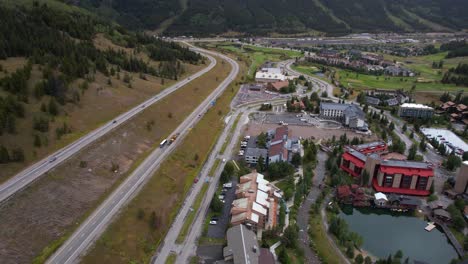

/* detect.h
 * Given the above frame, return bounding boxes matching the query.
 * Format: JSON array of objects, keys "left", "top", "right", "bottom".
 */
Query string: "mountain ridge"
[{"left": 76, "top": 0, "right": 468, "bottom": 35}]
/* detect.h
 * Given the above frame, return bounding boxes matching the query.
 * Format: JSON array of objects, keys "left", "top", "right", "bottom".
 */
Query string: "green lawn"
[
  {"left": 295, "top": 51, "right": 467, "bottom": 92},
  {"left": 211, "top": 43, "right": 301, "bottom": 79}
]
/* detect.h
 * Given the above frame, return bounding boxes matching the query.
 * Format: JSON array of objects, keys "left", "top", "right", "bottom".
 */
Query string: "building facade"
[
  {"left": 340, "top": 143, "right": 435, "bottom": 196},
  {"left": 454, "top": 161, "right": 468, "bottom": 194},
  {"left": 398, "top": 103, "right": 434, "bottom": 119},
  {"left": 320, "top": 102, "right": 367, "bottom": 130}
]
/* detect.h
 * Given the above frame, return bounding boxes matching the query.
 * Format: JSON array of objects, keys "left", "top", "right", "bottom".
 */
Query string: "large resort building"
[
  {"left": 319, "top": 102, "right": 367, "bottom": 130},
  {"left": 340, "top": 142, "right": 435, "bottom": 196},
  {"left": 398, "top": 103, "right": 434, "bottom": 119},
  {"left": 230, "top": 171, "right": 282, "bottom": 233}
]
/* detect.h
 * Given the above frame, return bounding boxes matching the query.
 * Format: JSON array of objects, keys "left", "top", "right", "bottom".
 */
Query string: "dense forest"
[
  {"left": 77, "top": 0, "right": 468, "bottom": 35},
  {"left": 0, "top": 2, "right": 202, "bottom": 165}
]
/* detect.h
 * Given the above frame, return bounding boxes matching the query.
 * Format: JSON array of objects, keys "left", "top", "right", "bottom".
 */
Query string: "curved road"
[
  {"left": 46, "top": 45, "right": 239, "bottom": 264},
  {"left": 0, "top": 51, "right": 217, "bottom": 205}
]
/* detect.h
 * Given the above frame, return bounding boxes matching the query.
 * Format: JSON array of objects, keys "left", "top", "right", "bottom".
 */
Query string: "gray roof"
[
  {"left": 354, "top": 141, "right": 386, "bottom": 150},
  {"left": 224, "top": 225, "right": 260, "bottom": 264},
  {"left": 380, "top": 159, "right": 432, "bottom": 169},
  {"left": 433, "top": 209, "right": 451, "bottom": 219},
  {"left": 344, "top": 104, "right": 365, "bottom": 119},
  {"left": 245, "top": 148, "right": 268, "bottom": 158},
  {"left": 347, "top": 148, "right": 368, "bottom": 162},
  {"left": 385, "top": 98, "right": 399, "bottom": 106},
  {"left": 320, "top": 102, "right": 351, "bottom": 111},
  {"left": 366, "top": 96, "right": 381, "bottom": 105}
]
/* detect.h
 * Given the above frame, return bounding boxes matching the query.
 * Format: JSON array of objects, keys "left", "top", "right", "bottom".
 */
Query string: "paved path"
[
  {"left": 0, "top": 48, "right": 217, "bottom": 205},
  {"left": 296, "top": 151, "right": 327, "bottom": 264},
  {"left": 46, "top": 45, "right": 239, "bottom": 264}
]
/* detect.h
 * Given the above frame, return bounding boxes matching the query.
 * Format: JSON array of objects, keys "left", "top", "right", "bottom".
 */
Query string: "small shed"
[
  {"left": 374, "top": 192, "right": 388, "bottom": 206},
  {"left": 433, "top": 209, "right": 452, "bottom": 222}
]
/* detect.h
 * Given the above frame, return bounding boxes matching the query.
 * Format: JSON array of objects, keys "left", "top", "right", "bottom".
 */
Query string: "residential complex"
[
  {"left": 438, "top": 101, "right": 468, "bottom": 124},
  {"left": 340, "top": 142, "right": 435, "bottom": 196},
  {"left": 319, "top": 102, "right": 367, "bottom": 130},
  {"left": 398, "top": 103, "right": 434, "bottom": 119},
  {"left": 243, "top": 126, "right": 301, "bottom": 165},
  {"left": 230, "top": 171, "right": 282, "bottom": 232}
]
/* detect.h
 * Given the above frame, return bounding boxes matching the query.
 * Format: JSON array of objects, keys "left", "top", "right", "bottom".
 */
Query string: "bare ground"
[
  {"left": 0, "top": 58, "right": 228, "bottom": 264},
  {"left": 245, "top": 123, "right": 378, "bottom": 142}
]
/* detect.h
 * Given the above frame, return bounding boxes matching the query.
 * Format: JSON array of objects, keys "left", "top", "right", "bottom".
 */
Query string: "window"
[
  {"left": 354, "top": 167, "right": 362, "bottom": 175},
  {"left": 343, "top": 159, "right": 350, "bottom": 168},
  {"left": 384, "top": 174, "right": 393, "bottom": 187},
  {"left": 416, "top": 177, "right": 428, "bottom": 190},
  {"left": 400, "top": 175, "right": 412, "bottom": 189}
]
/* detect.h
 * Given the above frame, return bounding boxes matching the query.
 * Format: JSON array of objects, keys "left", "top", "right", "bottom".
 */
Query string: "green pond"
[{"left": 339, "top": 206, "right": 458, "bottom": 264}]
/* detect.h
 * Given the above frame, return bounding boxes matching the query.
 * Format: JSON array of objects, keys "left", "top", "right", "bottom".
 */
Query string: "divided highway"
[
  {"left": 0, "top": 51, "right": 217, "bottom": 204},
  {"left": 46, "top": 45, "right": 239, "bottom": 264}
]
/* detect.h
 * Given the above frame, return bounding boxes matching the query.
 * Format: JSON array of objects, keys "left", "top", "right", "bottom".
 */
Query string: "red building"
[{"left": 340, "top": 142, "right": 434, "bottom": 196}]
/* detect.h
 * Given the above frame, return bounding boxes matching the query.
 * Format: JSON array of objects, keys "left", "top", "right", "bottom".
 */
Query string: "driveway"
[{"left": 207, "top": 177, "right": 238, "bottom": 238}]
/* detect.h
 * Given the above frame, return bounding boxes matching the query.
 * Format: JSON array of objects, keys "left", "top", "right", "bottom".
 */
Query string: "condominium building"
[
  {"left": 398, "top": 103, "right": 434, "bottom": 119},
  {"left": 230, "top": 172, "right": 282, "bottom": 232}
]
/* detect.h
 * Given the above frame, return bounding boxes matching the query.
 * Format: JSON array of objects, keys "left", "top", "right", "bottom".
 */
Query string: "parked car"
[
  {"left": 209, "top": 220, "right": 217, "bottom": 225},
  {"left": 194, "top": 178, "right": 199, "bottom": 183}
]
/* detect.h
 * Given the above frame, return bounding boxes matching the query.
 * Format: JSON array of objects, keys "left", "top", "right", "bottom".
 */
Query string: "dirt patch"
[
  {"left": 413, "top": 91, "right": 443, "bottom": 104},
  {"left": 245, "top": 123, "right": 378, "bottom": 142},
  {"left": 0, "top": 57, "right": 228, "bottom": 264}
]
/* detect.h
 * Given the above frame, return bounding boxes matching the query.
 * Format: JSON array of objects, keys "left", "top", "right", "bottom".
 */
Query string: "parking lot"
[
  {"left": 232, "top": 84, "right": 282, "bottom": 107},
  {"left": 206, "top": 177, "right": 238, "bottom": 238}
]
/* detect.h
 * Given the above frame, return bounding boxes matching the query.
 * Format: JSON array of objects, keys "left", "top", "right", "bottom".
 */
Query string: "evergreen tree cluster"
[{"left": 442, "top": 63, "right": 468, "bottom": 87}]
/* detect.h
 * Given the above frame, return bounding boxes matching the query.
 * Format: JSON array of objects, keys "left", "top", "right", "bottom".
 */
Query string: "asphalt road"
[
  {"left": 46, "top": 45, "right": 239, "bottom": 264},
  {"left": 0, "top": 50, "right": 217, "bottom": 205},
  {"left": 153, "top": 106, "right": 249, "bottom": 264}
]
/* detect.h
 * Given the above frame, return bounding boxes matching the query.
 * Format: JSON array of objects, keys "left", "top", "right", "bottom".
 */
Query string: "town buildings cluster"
[
  {"left": 364, "top": 89, "right": 409, "bottom": 106},
  {"left": 340, "top": 141, "right": 435, "bottom": 196},
  {"left": 307, "top": 49, "right": 415, "bottom": 77},
  {"left": 243, "top": 126, "right": 301, "bottom": 166},
  {"left": 438, "top": 101, "right": 468, "bottom": 124}
]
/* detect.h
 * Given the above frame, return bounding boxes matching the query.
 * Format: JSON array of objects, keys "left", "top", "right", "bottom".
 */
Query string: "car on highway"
[
  {"left": 49, "top": 157, "right": 57, "bottom": 163},
  {"left": 209, "top": 220, "right": 217, "bottom": 225},
  {"left": 112, "top": 120, "right": 117, "bottom": 124}
]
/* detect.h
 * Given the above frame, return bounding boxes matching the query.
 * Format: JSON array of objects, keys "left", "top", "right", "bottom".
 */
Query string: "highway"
[
  {"left": 153, "top": 104, "right": 250, "bottom": 263},
  {"left": 46, "top": 46, "right": 239, "bottom": 264},
  {"left": 0, "top": 49, "right": 217, "bottom": 204}
]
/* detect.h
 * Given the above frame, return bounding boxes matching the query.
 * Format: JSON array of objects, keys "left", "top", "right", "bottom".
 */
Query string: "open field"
[
  {"left": 81, "top": 52, "right": 247, "bottom": 264},
  {"left": 0, "top": 57, "right": 227, "bottom": 264},
  {"left": 0, "top": 35, "right": 204, "bottom": 184},
  {"left": 206, "top": 42, "right": 301, "bottom": 79}
]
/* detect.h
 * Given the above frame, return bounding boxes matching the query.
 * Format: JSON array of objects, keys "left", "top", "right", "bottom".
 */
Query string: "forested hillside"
[
  {"left": 76, "top": 0, "right": 468, "bottom": 35},
  {"left": 0, "top": 1, "right": 202, "bottom": 171}
]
